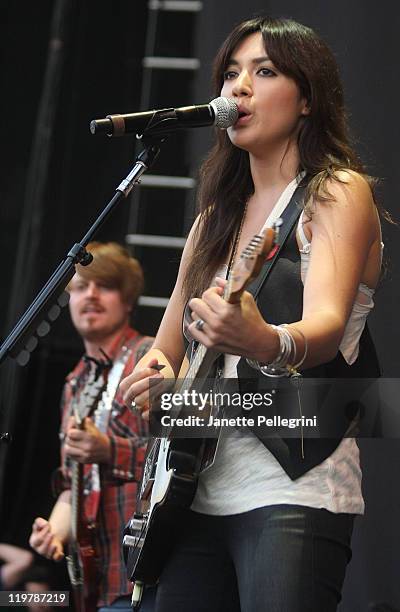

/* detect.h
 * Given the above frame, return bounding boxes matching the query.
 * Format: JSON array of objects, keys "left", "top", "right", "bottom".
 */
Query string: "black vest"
[{"left": 237, "top": 224, "right": 381, "bottom": 480}]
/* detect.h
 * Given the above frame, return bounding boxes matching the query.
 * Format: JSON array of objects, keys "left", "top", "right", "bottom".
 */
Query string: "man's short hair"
[{"left": 74, "top": 242, "right": 144, "bottom": 308}]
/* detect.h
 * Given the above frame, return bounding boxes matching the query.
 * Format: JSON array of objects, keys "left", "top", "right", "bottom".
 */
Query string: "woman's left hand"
[{"left": 188, "top": 278, "right": 279, "bottom": 362}]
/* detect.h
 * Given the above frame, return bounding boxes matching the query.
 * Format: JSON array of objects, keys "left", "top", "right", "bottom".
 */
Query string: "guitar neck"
[
  {"left": 177, "top": 345, "right": 218, "bottom": 392},
  {"left": 69, "top": 366, "right": 110, "bottom": 541},
  {"left": 176, "top": 267, "right": 245, "bottom": 393},
  {"left": 70, "top": 460, "right": 84, "bottom": 542},
  {"left": 166, "top": 229, "right": 276, "bottom": 430}
]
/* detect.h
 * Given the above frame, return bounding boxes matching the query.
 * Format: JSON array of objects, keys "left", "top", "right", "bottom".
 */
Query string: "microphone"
[{"left": 89, "top": 97, "right": 239, "bottom": 137}]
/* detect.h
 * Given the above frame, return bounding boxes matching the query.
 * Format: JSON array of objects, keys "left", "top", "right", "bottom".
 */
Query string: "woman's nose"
[{"left": 232, "top": 71, "right": 252, "bottom": 97}]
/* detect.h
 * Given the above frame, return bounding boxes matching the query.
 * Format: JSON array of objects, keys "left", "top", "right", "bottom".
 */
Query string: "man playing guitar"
[{"left": 29, "top": 242, "right": 154, "bottom": 612}]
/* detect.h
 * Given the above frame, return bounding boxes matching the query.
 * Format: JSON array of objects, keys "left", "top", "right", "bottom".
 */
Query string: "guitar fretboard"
[
  {"left": 69, "top": 367, "right": 108, "bottom": 539},
  {"left": 176, "top": 232, "right": 266, "bottom": 397}
]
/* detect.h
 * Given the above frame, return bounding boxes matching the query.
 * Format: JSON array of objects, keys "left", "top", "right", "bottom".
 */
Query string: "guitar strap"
[
  {"left": 85, "top": 346, "right": 133, "bottom": 524},
  {"left": 200, "top": 181, "right": 307, "bottom": 472},
  {"left": 247, "top": 179, "right": 307, "bottom": 301},
  {"left": 76, "top": 333, "right": 152, "bottom": 524}
]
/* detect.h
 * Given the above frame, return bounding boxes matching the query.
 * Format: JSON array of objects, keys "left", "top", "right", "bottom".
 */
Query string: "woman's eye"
[
  {"left": 223, "top": 70, "right": 237, "bottom": 80},
  {"left": 258, "top": 67, "right": 276, "bottom": 77}
]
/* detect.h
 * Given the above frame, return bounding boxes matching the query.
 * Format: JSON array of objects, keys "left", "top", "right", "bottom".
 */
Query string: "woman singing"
[{"left": 120, "top": 16, "right": 382, "bottom": 612}]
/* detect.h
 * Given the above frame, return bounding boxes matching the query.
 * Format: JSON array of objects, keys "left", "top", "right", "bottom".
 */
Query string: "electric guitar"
[
  {"left": 66, "top": 362, "right": 110, "bottom": 612},
  {"left": 123, "top": 226, "right": 278, "bottom": 607}
]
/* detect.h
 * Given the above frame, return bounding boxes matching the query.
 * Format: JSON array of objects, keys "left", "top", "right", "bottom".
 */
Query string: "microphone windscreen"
[{"left": 210, "top": 97, "right": 239, "bottom": 128}]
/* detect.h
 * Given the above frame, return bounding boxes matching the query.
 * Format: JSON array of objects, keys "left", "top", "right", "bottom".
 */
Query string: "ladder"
[{"left": 126, "top": 0, "right": 203, "bottom": 332}]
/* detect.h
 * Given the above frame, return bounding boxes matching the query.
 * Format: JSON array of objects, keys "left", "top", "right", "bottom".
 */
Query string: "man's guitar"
[
  {"left": 123, "top": 227, "right": 278, "bottom": 608},
  {"left": 66, "top": 362, "right": 110, "bottom": 612}
]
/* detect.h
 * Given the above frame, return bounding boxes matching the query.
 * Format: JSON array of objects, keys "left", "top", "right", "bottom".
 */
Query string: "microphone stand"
[{"left": 0, "top": 138, "right": 163, "bottom": 368}]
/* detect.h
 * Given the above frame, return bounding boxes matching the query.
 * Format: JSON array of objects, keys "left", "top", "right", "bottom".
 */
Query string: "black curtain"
[
  {"left": 0, "top": 0, "right": 148, "bottom": 546},
  {"left": 1, "top": 1, "right": 399, "bottom": 609}
]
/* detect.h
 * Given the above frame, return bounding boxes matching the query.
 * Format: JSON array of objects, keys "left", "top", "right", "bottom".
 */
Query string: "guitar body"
[
  {"left": 123, "top": 228, "right": 277, "bottom": 601},
  {"left": 67, "top": 538, "right": 99, "bottom": 612},
  {"left": 124, "top": 434, "right": 209, "bottom": 585}
]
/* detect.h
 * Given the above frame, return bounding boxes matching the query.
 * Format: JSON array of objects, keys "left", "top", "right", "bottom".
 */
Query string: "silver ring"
[{"left": 195, "top": 318, "right": 205, "bottom": 331}]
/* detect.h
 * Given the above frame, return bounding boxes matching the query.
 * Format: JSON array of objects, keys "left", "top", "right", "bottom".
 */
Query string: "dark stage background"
[{"left": 0, "top": 1, "right": 399, "bottom": 609}]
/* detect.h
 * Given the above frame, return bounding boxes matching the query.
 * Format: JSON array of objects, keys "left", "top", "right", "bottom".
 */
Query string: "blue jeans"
[
  {"left": 98, "top": 596, "right": 133, "bottom": 612},
  {"left": 153, "top": 505, "right": 354, "bottom": 612}
]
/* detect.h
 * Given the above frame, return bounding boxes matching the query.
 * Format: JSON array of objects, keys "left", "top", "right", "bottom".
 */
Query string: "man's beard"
[{"left": 77, "top": 318, "right": 127, "bottom": 343}]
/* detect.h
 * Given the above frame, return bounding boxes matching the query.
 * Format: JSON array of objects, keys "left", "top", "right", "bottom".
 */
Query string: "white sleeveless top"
[{"left": 192, "top": 175, "right": 377, "bottom": 516}]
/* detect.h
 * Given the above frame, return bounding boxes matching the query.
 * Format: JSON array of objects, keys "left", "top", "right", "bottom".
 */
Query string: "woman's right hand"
[
  {"left": 29, "top": 517, "right": 64, "bottom": 562},
  {"left": 119, "top": 357, "right": 173, "bottom": 419}
]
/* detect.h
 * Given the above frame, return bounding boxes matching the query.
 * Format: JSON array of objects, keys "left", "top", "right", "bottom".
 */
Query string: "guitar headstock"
[
  {"left": 72, "top": 360, "right": 112, "bottom": 427},
  {"left": 225, "top": 223, "right": 278, "bottom": 305}
]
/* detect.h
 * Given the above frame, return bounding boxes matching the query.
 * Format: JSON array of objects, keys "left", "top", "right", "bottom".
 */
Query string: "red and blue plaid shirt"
[{"left": 59, "top": 326, "right": 153, "bottom": 606}]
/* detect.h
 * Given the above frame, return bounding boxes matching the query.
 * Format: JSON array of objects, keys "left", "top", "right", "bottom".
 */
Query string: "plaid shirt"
[{"left": 59, "top": 327, "right": 153, "bottom": 607}]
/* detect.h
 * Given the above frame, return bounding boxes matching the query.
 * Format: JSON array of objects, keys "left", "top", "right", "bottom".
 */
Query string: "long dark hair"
[{"left": 182, "top": 17, "right": 371, "bottom": 301}]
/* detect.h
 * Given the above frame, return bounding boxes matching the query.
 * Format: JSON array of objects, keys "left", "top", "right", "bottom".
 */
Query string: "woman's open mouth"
[{"left": 235, "top": 108, "right": 252, "bottom": 125}]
